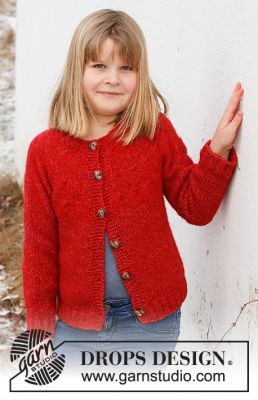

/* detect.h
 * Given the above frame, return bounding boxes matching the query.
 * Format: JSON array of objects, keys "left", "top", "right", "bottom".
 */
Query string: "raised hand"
[{"left": 210, "top": 82, "right": 244, "bottom": 159}]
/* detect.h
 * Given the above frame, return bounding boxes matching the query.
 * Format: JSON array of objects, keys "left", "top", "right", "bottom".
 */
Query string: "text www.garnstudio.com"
[{"left": 81, "top": 370, "right": 225, "bottom": 384}]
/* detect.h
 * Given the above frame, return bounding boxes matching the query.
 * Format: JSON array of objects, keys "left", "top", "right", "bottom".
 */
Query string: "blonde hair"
[{"left": 48, "top": 9, "right": 169, "bottom": 145}]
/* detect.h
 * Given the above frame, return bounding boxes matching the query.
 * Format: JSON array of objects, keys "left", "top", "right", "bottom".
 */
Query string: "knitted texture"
[{"left": 21, "top": 113, "right": 238, "bottom": 334}]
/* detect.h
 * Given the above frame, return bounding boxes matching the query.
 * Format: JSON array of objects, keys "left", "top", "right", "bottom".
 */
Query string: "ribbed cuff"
[{"left": 199, "top": 140, "right": 238, "bottom": 178}]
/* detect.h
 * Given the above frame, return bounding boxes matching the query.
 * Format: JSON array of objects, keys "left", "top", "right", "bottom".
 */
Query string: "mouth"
[{"left": 98, "top": 92, "right": 122, "bottom": 96}]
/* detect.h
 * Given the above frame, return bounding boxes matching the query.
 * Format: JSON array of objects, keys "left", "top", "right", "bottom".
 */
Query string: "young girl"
[{"left": 21, "top": 9, "right": 243, "bottom": 361}]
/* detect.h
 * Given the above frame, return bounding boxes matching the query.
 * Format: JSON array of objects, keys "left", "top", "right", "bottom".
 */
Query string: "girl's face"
[{"left": 83, "top": 38, "right": 137, "bottom": 122}]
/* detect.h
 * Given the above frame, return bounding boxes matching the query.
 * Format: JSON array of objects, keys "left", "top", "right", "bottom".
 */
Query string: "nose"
[{"left": 104, "top": 68, "right": 120, "bottom": 85}]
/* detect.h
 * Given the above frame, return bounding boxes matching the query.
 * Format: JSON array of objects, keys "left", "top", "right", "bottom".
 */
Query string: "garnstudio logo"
[{"left": 10, "top": 329, "right": 65, "bottom": 385}]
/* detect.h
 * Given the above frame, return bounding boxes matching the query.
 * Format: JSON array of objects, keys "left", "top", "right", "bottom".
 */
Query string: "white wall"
[{"left": 15, "top": 1, "right": 258, "bottom": 396}]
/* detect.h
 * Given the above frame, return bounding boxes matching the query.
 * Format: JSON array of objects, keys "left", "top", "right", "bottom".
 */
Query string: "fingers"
[
  {"left": 219, "top": 83, "right": 244, "bottom": 129},
  {"left": 227, "top": 108, "right": 243, "bottom": 133},
  {"left": 227, "top": 83, "right": 244, "bottom": 115},
  {"left": 230, "top": 82, "right": 243, "bottom": 103}
]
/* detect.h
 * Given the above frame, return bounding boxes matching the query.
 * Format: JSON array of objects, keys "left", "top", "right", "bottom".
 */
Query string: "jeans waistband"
[{"left": 104, "top": 298, "right": 132, "bottom": 313}]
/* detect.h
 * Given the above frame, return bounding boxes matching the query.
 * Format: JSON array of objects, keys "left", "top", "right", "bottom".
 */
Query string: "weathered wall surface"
[{"left": 0, "top": 0, "right": 16, "bottom": 182}]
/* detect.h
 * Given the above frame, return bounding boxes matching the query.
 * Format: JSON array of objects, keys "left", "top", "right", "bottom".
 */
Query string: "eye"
[
  {"left": 93, "top": 64, "right": 105, "bottom": 69},
  {"left": 92, "top": 64, "right": 132, "bottom": 71},
  {"left": 121, "top": 65, "right": 132, "bottom": 71}
]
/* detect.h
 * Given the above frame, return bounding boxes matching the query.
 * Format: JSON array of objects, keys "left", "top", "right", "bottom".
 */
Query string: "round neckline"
[{"left": 70, "top": 124, "right": 120, "bottom": 145}]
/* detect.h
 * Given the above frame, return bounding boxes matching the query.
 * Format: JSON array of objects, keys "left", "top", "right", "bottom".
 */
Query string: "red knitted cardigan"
[{"left": 21, "top": 113, "right": 238, "bottom": 334}]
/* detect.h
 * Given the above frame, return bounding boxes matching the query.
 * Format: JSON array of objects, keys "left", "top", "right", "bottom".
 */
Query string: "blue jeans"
[{"left": 53, "top": 298, "right": 181, "bottom": 364}]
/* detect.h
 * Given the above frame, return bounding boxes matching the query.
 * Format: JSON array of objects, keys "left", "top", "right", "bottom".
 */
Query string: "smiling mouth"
[{"left": 98, "top": 92, "right": 122, "bottom": 96}]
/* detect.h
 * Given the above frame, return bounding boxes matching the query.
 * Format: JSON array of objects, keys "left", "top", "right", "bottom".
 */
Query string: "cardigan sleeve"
[
  {"left": 161, "top": 116, "right": 238, "bottom": 225},
  {"left": 21, "top": 137, "right": 59, "bottom": 334}
]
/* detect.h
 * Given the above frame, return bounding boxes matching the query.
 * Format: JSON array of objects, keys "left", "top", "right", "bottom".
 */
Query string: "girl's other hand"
[{"left": 210, "top": 82, "right": 244, "bottom": 158}]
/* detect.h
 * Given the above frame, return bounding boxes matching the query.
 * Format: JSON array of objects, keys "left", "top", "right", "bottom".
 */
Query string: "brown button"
[
  {"left": 121, "top": 271, "right": 131, "bottom": 280},
  {"left": 88, "top": 141, "right": 98, "bottom": 150},
  {"left": 97, "top": 208, "right": 107, "bottom": 218},
  {"left": 110, "top": 239, "right": 120, "bottom": 249},
  {"left": 134, "top": 308, "right": 145, "bottom": 317},
  {"left": 93, "top": 170, "right": 103, "bottom": 180}
]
